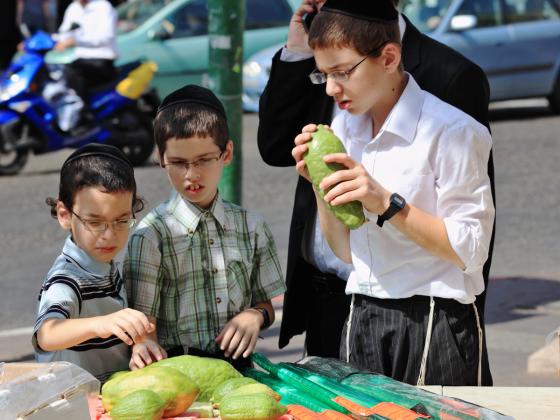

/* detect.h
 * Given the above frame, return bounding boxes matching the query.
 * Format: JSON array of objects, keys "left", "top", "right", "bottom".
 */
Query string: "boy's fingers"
[
  {"left": 224, "top": 330, "right": 243, "bottom": 358},
  {"left": 114, "top": 327, "right": 133, "bottom": 345},
  {"left": 148, "top": 343, "right": 165, "bottom": 361},
  {"left": 302, "top": 123, "right": 318, "bottom": 133},
  {"left": 131, "top": 352, "right": 146, "bottom": 369},
  {"left": 218, "top": 325, "right": 235, "bottom": 351},
  {"left": 243, "top": 334, "right": 259, "bottom": 359},
  {"left": 232, "top": 333, "right": 252, "bottom": 359}
]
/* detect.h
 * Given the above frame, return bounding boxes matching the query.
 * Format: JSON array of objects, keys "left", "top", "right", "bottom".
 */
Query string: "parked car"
[
  {"left": 243, "top": 0, "right": 560, "bottom": 113},
  {"left": 46, "top": 0, "right": 296, "bottom": 108},
  {"left": 243, "top": 43, "right": 281, "bottom": 112},
  {"left": 401, "top": 0, "right": 560, "bottom": 111}
]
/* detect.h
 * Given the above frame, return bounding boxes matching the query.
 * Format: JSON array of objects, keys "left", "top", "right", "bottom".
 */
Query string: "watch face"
[{"left": 392, "top": 194, "right": 406, "bottom": 208}]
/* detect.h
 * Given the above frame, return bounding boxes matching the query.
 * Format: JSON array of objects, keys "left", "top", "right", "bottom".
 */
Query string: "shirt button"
[
  {"left": 209, "top": 238, "right": 214, "bottom": 245},
  {"left": 216, "top": 297, "right": 222, "bottom": 304},
  {"left": 188, "top": 229, "right": 194, "bottom": 235},
  {"left": 212, "top": 268, "right": 218, "bottom": 274}
]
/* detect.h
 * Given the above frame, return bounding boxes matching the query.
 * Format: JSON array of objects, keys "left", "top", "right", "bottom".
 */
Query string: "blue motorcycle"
[{"left": 0, "top": 31, "right": 159, "bottom": 175}]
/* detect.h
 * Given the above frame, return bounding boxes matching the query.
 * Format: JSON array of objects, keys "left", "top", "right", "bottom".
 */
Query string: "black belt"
[
  {"left": 354, "top": 293, "right": 464, "bottom": 310},
  {"left": 166, "top": 346, "right": 252, "bottom": 371},
  {"left": 309, "top": 270, "right": 347, "bottom": 295}
]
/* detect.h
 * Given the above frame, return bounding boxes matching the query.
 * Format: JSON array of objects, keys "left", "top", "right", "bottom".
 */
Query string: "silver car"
[{"left": 243, "top": 0, "right": 560, "bottom": 112}]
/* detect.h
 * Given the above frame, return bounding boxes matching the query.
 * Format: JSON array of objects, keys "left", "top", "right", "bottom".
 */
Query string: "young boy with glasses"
[
  {"left": 33, "top": 143, "right": 164, "bottom": 382},
  {"left": 291, "top": 0, "right": 494, "bottom": 386},
  {"left": 124, "top": 85, "right": 285, "bottom": 371}
]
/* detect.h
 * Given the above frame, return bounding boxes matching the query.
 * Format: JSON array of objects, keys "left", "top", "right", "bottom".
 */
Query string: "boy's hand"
[
  {"left": 93, "top": 308, "right": 155, "bottom": 346},
  {"left": 319, "top": 153, "right": 391, "bottom": 215},
  {"left": 129, "top": 339, "right": 167, "bottom": 370},
  {"left": 215, "top": 309, "right": 263, "bottom": 360},
  {"left": 292, "top": 123, "right": 327, "bottom": 182}
]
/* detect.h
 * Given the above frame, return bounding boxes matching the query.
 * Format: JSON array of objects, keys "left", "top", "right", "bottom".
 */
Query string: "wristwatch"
[
  {"left": 376, "top": 193, "right": 406, "bottom": 227},
  {"left": 251, "top": 307, "right": 271, "bottom": 329}
]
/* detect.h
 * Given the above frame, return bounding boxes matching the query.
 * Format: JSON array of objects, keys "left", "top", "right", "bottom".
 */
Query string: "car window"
[
  {"left": 118, "top": 0, "right": 173, "bottom": 33},
  {"left": 169, "top": 0, "right": 208, "bottom": 38},
  {"left": 502, "top": 0, "right": 560, "bottom": 23},
  {"left": 246, "top": 0, "right": 293, "bottom": 29},
  {"left": 456, "top": 0, "right": 501, "bottom": 27},
  {"left": 399, "top": 0, "right": 454, "bottom": 32},
  {"left": 163, "top": 0, "right": 293, "bottom": 39}
]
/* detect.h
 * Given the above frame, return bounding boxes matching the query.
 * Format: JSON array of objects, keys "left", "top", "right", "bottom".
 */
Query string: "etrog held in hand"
[{"left": 303, "top": 125, "right": 366, "bottom": 229}]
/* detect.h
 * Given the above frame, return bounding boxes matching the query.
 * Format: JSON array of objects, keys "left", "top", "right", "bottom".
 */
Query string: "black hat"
[
  {"left": 321, "top": 0, "right": 398, "bottom": 22},
  {"left": 157, "top": 84, "right": 226, "bottom": 119},
  {"left": 61, "top": 143, "right": 133, "bottom": 172}
]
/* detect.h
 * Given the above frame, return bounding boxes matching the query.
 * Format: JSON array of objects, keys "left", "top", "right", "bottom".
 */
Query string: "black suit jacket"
[{"left": 257, "top": 16, "right": 495, "bottom": 349}]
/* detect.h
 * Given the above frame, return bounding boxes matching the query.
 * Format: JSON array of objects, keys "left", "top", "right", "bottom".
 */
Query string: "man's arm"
[
  {"left": 257, "top": 0, "right": 329, "bottom": 167},
  {"left": 257, "top": 51, "right": 320, "bottom": 167},
  {"left": 445, "top": 62, "right": 490, "bottom": 129}
]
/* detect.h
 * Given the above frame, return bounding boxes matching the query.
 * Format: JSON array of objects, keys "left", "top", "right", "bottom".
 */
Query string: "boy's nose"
[{"left": 325, "top": 77, "right": 342, "bottom": 97}]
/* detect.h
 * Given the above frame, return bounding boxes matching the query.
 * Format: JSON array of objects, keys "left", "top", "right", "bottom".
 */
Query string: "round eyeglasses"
[
  {"left": 309, "top": 42, "right": 389, "bottom": 85},
  {"left": 161, "top": 151, "right": 224, "bottom": 175},
  {"left": 70, "top": 209, "right": 137, "bottom": 233}
]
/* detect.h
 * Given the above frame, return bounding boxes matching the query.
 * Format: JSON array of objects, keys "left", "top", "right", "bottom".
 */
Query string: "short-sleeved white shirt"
[{"left": 331, "top": 74, "right": 495, "bottom": 304}]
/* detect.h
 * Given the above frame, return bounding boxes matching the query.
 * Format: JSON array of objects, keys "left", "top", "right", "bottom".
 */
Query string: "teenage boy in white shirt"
[{"left": 292, "top": 0, "right": 494, "bottom": 386}]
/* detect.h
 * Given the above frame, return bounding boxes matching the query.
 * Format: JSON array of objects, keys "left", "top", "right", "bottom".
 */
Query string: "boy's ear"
[
  {"left": 382, "top": 43, "right": 402, "bottom": 74},
  {"left": 56, "top": 202, "right": 73, "bottom": 231},
  {"left": 222, "top": 140, "right": 234, "bottom": 166}
]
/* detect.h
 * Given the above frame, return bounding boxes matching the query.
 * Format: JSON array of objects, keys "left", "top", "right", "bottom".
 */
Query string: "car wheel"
[{"left": 548, "top": 74, "right": 560, "bottom": 114}]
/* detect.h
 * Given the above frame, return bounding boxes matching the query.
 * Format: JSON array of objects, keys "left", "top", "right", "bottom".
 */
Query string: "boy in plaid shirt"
[{"left": 124, "top": 85, "right": 285, "bottom": 370}]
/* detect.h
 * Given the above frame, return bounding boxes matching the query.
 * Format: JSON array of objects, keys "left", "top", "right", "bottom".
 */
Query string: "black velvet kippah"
[
  {"left": 62, "top": 143, "right": 133, "bottom": 172},
  {"left": 321, "top": 0, "right": 398, "bottom": 22},
  {"left": 157, "top": 84, "right": 226, "bottom": 119}
]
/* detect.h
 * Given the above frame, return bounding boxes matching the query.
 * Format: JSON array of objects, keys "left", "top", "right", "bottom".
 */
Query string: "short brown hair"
[
  {"left": 308, "top": 11, "right": 400, "bottom": 56},
  {"left": 154, "top": 103, "right": 229, "bottom": 158}
]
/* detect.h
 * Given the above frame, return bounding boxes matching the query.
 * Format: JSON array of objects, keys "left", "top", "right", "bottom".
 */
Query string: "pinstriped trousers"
[{"left": 339, "top": 294, "right": 488, "bottom": 386}]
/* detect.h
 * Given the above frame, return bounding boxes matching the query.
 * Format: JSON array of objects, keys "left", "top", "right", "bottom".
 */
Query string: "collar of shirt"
[
  {"left": 166, "top": 191, "right": 230, "bottom": 234},
  {"left": 61, "top": 235, "right": 113, "bottom": 278},
  {"left": 341, "top": 72, "right": 424, "bottom": 149}
]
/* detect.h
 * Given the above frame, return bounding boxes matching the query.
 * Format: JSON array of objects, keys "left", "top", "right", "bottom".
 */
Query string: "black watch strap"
[
  {"left": 252, "top": 307, "right": 271, "bottom": 329},
  {"left": 377, "top": 193, "right": 406, "bottom": 227}
]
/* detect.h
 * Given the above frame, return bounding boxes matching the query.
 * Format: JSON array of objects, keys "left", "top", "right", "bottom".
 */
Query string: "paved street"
[{"left": 1, "top": 101, "right": 559, "bottom": 387}]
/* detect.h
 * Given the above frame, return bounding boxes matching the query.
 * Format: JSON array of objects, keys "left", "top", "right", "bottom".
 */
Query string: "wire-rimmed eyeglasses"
[
  {"left": 70, "top": 209, "right": 137, "bottom": 233},
  {"left": 309, "top": 42, "right": 389, "bottom": 85},
  {"left": 161, "top": 151, "right": 225, "bottom": 175}
]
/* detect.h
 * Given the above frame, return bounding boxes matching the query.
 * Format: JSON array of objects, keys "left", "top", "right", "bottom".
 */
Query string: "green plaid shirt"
[{"left": 124, "top": 191, "right": 285, "bottom": 353}]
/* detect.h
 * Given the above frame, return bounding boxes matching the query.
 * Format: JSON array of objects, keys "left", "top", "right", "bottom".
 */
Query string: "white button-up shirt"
[
  {"left": 332, "top": 74, "right": 494, "bottom": 304},
  {"left": 281, "top": 14, "right": 408, "bottom": 280},
  {"left": 59, "top": 0, "right": 117, "bottom": 60}
]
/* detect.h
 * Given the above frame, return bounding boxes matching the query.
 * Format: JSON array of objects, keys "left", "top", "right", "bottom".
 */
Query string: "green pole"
[{"left": 208, "top": 0, "right": 244, "bottom": 205}]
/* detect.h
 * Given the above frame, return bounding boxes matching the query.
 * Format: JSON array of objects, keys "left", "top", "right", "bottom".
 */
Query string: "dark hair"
[
  {"left": 153, "top": 103, "right": 229, "bottom": 159},
  {"left": 46, "top": 155, "right": 144, "bottom": 218},
  {"left": 393, "top": 0, "right": 400, "bottom": 6},
  {"left": 309, "top": 11, "right": 401, "bottom": 57}
]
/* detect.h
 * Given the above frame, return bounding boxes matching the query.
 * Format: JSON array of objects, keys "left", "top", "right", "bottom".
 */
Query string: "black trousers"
[
  {"left": 166, "top": 346, "right": 252, "bottom": 372},
  {"left": 64, "top": 58, "right": 116, "bottom": 103},
  {"left": 305, "top": 267, "right": 351, "bottom": 358},
  {"left": 340, "top": 294, "right": 493, "bottom": 386}
]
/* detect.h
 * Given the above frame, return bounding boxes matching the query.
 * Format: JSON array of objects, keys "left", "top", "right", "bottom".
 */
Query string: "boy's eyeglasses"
[
  {"left": 161, "top": 151, "right": 224, "bottom": 175},
  {"left": 309, "top": 42, "right": 389, "bottom": 85},
  {"left": 70, "top": 209, "right": 137, "bottom": 233}
]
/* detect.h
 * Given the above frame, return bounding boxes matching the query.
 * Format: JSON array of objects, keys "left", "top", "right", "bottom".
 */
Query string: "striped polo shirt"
[{"left": 33, "top": 236, "right": 130, "bottom": 383}]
